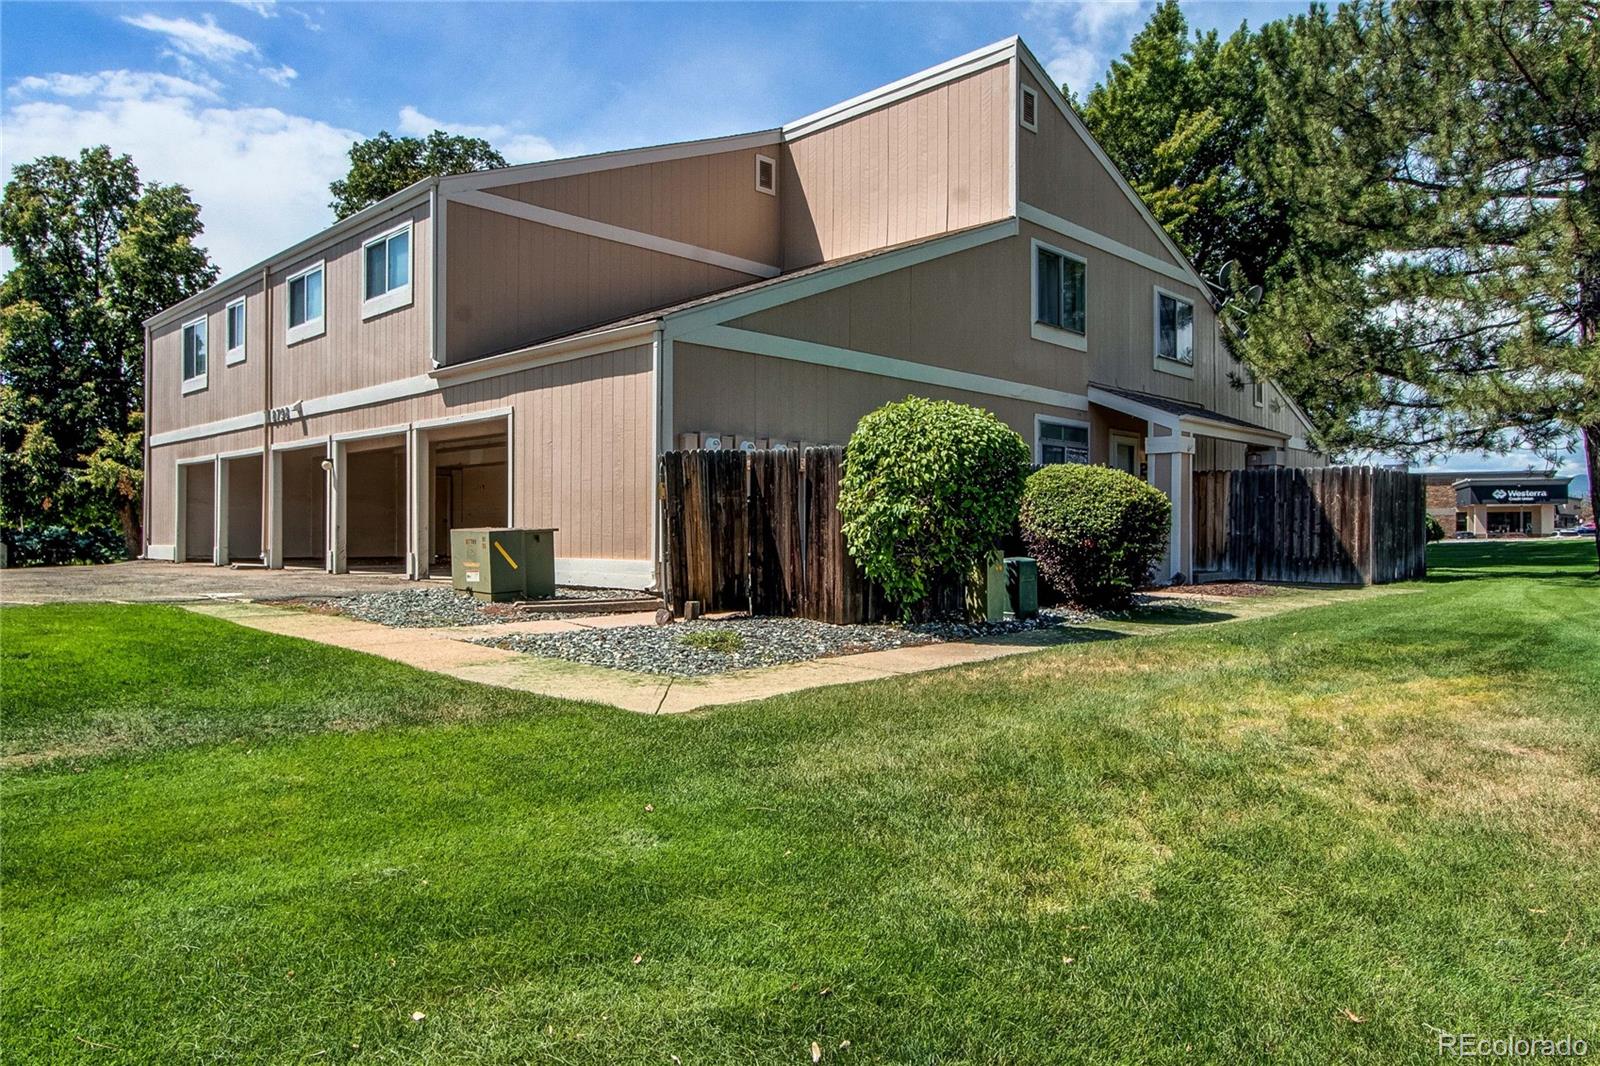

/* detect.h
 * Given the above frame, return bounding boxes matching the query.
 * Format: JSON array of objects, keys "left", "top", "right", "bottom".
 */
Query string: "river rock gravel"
[{"left": 282, "top": 586, "right": 642, "bottom": 628}]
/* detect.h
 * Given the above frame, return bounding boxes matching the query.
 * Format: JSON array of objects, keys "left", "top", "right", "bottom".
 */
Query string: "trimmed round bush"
[
  {"left": 1019, "top": 464, "right": 1171, "bottom": 607},
  {"left": 840, "top": 397, "right": 1030, "bottom": 616},
  {"left": 1425, "top": 514, "right": 1445, "bottom": 542}
]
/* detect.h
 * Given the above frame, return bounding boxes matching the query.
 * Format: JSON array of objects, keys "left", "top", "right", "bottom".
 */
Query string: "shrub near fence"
[{"left": 659, "top": 448, "right": 887, "bottom": 624}]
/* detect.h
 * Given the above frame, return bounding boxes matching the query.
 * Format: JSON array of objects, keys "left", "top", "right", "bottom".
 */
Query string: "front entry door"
[{"left": 1110, "top": 433, "right": 1140, "bottom": 476}]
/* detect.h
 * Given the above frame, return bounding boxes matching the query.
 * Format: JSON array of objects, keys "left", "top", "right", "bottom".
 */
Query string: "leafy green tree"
[
  {"left": 329, "top": 130, "right": 507, "bottom": 219},
  {"left": 1239, "top": 0, "right": 1600, "bottom": 565},
  {"left": 1081, "top": 1, "right": 1289, "bottom": 282},
  {"left": 1, "top": 146, "right": 216, "bottom": 553}
]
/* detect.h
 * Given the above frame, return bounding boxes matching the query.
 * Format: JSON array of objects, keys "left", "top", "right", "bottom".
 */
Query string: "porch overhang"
[{"left": 1087, "top": 384, "right": 1289, "bottom": 449}]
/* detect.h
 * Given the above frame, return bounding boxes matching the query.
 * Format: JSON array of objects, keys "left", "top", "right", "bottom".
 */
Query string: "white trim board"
[
  {"left": 145, "top": 543, "right": 177, "bottom": 561},
  {"left": 452, "top": 189, "right": 780, "bottom": 279},
  {"left": 556, "top": 557, "right": 655, "bottom": 591},
  {"left": 682, "top": 324, "right": 1089, "bottom": 412},
  {"left": 446, "top": 130, "right": 784, "bottom": 193},
  {"left": 785, "top": 38, "right": 1016, "bottom": 139},
  {"left": 1020, "top": 203, "right": 1197, "bottom": 291},
  {"left": 666, "top": 219, "right": 1019, "bottom": 334}
]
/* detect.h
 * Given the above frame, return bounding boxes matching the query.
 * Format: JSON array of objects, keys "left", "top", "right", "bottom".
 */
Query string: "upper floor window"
[
  {"left": 755, "top": 154, "right": 777, "bottom": 195},
  {"left": 225, "top": 297, "right": 246, "bottom": 365},
  {"left": 286, "top": 261, "right": 325, "bottom": 345},
  {"left": 1032, "top": 240, "right": 1086, "bottom": 350},
  {"left": 181, "top": 316, "right": 207, "bottom": 394},
  {"left": 1155, "top": 288, "right": 1194, "bottom": 368},
  {"left": 1036, "top": 416, "right": 1089, "bottom": 466},
  {"left": 1020, "top": 85, "right": 1039, "bottom": 132},
  {"left": 363, "top": 222, "right": 412, "bottom": 318},
  {"left": 1252, "top": 380, "right": 1265, "bottom": 407}
]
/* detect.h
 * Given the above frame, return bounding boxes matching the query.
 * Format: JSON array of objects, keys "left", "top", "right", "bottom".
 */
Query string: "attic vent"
[
  {"left": 755, "top": 154, "right": 777, "bottom": 195},
  {"left": 1020, "top": 86, "right": 1039, "bottom": 131}
]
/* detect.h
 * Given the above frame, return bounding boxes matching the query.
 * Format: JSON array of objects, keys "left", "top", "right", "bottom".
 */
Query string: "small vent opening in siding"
[
  {"left": 1020, "top": 86, "right": 1038, "bottom": 131},
  {"left": 755, "top": 154, "right": 776, "bottom": 195}
]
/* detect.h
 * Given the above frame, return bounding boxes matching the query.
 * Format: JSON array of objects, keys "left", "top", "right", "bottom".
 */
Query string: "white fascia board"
[
  {"left": 444, "top": 130, "right": 784, "bottom": 193},
  {"left": 684, "top": 324, "right": 1088, "bottom": 413},
  {"left": 665, "top": 218, "right": 1019, "bottom": 336},
  {"left": 146, "top": 181, "right": 435, "bottom": 330},
  {"left": 150, "top": 411, "right": 266, "bottom": 447},
  {"left": 1181, "top": 418, "right": 1287, "bottom": 447},
  {"left": 452, "top": 190, "right": 780, "bottom": 278},
  {"left": 1014, "top": 41, "right": 1211, "bottom": 297},
  {"left": 431, "top": 320, "right": 659, "bottom": 385},
  {"left": 784, "top": 37, "right": 1018, "bottom": 140},
  {"left": 1020, "top": 204, "right": 1200, "bottom": 291},
  {"left": 1086, "top": 385, "right": 1180, "bottom": 431}
]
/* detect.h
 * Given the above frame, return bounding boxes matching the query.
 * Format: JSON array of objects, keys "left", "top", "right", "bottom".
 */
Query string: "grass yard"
[{"left": 2, "top": 540, "right": 1597, "bottom": 1063}]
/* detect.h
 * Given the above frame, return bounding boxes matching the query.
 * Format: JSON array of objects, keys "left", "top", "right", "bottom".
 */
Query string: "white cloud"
[
  {"left": 8, "top": 70, "right": 219, "bottom": 102},
  {"left": 1025, "top": 0, "right": 1153, "bottom": 97},
  {"left": 121, "top": 12, "right": 261, "bottom": 63},
  {"left": 228, "top": 0, "right": 277, "bottom": 16},
  {"left": 396, "top": 105, "right": 570, "bottom": 164},
  {"left": 258, "top": 64, "right": 297, "bottom": 87},
  {"left": 2, "top": 70, "right": 358, "bottom": 275}
]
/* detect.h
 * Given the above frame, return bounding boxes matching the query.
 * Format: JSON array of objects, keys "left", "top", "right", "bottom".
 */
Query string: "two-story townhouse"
[{"left": 142, "top": 36, "right": 1322, "bottom": 590}]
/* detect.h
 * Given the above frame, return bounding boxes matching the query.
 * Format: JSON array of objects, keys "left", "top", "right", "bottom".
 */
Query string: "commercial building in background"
[
  {"left": 140, "top": 36, "right": 1323, "bottom": 590},
  {"left": 1424, "top": 471, "right": 1577, "bottom": 536}
]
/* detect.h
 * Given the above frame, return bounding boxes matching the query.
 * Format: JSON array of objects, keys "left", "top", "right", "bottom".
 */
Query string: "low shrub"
[
  {"left": 2, "top": 524, "right": 128, "bottom": 567},
  {"left": 839, "top": 397, "right": 1030, "bottom": 618},
  {"left": 1019, "top": 464, "right": 1171, "bottom": 607},
  {"left": 1425, "top": 514, "right": 1445, "bottom": 542}
]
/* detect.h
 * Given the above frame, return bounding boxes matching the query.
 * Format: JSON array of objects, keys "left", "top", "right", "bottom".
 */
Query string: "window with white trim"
[
  {"left": 1252, "top": 380, "right": 1265, "bottom": 407},
  {"left": 1035, "top": 244, "right": 1086, "bottom": 335},
  {"left": 1037, "top": 417, "right": 1089, "bottom": 465},
  {"left": 362, "top": 223, "right": 412, "bottom": 317},
  {"left": 755, "top": 154, "right": 777, "bottom": 195},
  {"left": 181, "top": 316, "right": 207, "bottom": 393},
  {"left": 1155, "top": 289, "right": 1194, "bottom": 366},
  {"left": 1020, "top": 85, "right": 1039, "bottom": 131},
  {"left": 225, "top": 297, "right": 246, "bottom": 364},
  {"left": 286, "top": 262, "right": 325, "bottom": 344}
]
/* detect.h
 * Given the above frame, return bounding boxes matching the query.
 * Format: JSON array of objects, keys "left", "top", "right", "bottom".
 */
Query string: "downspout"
[{"left": 260, "top": 263, "right": 273, "bottom": 563}]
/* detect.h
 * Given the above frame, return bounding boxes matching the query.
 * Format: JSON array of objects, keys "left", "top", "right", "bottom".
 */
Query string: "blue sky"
[{"left": 1, "top": 1, "right": 1587, "bottom": 481}]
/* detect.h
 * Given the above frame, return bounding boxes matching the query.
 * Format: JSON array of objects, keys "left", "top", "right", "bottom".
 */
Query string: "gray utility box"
[
  {"left": 450, "top": 528, "right": 556, "bottom": 601},
  {"left": 1005, "top": 557, "right": 1039, "bottom": 618}
]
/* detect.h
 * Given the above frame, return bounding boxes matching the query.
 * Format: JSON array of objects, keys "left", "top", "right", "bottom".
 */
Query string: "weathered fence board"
[
  {"left": 1193, "top": 466, "right": 1425, "bottom": 585},
  {"left": 660, "top": 447, "right": 886, "bottom": 622}
]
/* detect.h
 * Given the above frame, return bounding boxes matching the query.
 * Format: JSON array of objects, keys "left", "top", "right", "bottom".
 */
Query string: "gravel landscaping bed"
[
  {"left": 278, "top": 586, "right": 643, "bottom": 628},
  {"left": 469, "top": 602, "right": 1141, "bottom": 677}
]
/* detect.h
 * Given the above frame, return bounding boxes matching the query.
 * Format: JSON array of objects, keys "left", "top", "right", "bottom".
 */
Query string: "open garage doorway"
[
  {"left": 335, "top": 436, "right": 407, "bottom": 573},
  {"left": 221, "top": 453, "right": 263, "bottom": 564},
  {"left": 428, "top": 429, "right": 509, "bottom": 571},
  {"left": 179, "top": 461, "right": 214, "bottom": 562},
  {"left": 273, "top": 445, "right": 328, "bottom": 568}
]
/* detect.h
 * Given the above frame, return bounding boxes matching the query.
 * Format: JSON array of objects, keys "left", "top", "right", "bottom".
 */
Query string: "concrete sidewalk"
[{"left": 184, "top": 600, "right": 1127, "bottom": 714}]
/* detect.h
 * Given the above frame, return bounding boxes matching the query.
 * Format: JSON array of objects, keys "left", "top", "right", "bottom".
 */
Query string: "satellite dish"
[
  {"left": 1246, "top": 284, "right": 1264, "bottom": 308},
  {"left": 1219, "top": 259, "right": 1241, "bottom": 290}
]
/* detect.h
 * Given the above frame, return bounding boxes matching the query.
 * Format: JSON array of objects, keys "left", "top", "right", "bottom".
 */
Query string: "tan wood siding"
[
  {"left": 149, "top": 282, "right": 268, "bottom": 436},
  {"left": 673, "top": 341, "right": 1088, "bottom": 448},
  {"left": 487, "top": 146, "right": 780, "bottom": 267},
  {"left": 266, "top": 344, "right": 655, "bottom": 560},
  {"left": 780, "top": 62, "right": 1011, "bottom": 269},
  {"left": 444, "top": 201, "right": 749, "bottom": 363},
  {"left": 270, "top": 200, "right": 434, "bottom": 407},
  {"left": 1016, "top": 65, "right": 1180, "bottom": 269}
]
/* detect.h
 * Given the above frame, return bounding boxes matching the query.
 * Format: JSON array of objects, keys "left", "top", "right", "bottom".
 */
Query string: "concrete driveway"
[{"left": 0, "top": 560, "right": 436, "bottom": 605}]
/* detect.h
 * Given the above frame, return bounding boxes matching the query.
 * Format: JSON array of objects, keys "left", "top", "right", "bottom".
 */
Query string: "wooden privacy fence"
[
  {"left": 659, "top": 447, "right": 886, "bottom": 623},
  {"left": 1194, "top": 465, "right": 1426, "bottom": 584}
]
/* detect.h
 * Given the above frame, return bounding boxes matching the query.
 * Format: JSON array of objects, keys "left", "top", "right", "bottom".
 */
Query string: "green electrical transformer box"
[
  {"left": 1005, "top": 557, "right": 1039, "bottom": 618},
  {"left": 450, "top": 528, "right": 557, "bottom": 601}
]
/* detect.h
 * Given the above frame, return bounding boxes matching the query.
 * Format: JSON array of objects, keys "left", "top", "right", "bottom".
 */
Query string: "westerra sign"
[{"left": 1461, "top": 483, "right": 1567, "bottom": 505}]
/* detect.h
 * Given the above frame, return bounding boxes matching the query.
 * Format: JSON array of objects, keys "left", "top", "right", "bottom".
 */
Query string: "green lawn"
[{"left": 3, "top": 540, "right": 1597, "bottom": 1063}]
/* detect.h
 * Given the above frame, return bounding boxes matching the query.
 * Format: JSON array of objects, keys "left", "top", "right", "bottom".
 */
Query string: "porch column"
[
  {"left": 1145, "top": 433, "right": 1195, "bottom": 583},
  {"left": 406, "top": 425, "right": 429, "bottom": 580},
  {"left": 213, "top": 457, "right": 228, "bottom": 566},
  {"left": 329, "top": 441, "right": 348, "bottom": 573}
]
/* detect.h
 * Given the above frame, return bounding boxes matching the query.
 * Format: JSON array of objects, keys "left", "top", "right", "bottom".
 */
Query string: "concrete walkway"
[{"left": 183, "top": 587, "right": 1389, "bottom": 714}]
